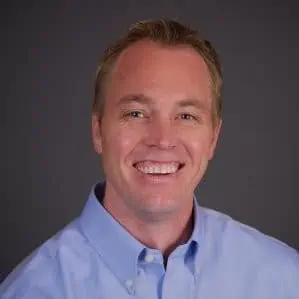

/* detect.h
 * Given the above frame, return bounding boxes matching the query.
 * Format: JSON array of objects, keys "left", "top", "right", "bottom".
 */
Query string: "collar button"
[{"left": 145, "top": 254, "right": 155, "bottom": 263}]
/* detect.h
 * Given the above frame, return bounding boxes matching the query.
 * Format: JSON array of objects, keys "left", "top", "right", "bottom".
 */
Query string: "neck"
[{"left": 103, "top": 190, "right": 194, "bottom": 257}]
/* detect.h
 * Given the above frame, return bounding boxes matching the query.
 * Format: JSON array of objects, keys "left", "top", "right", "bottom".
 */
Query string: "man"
[{"left": 1, "top": 19, "right": 298, "bottom": 298}]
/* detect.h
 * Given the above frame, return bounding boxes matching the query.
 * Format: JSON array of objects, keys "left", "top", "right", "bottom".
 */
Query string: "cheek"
[
  {"left": 183, "top": 132, "right": 214, "bottom": 160},
  {"left": 103, "top": 125, "right": 142, "bottom": 159},
  {"left": 189, "top": 142, "right": 206, "bottom": 159}
]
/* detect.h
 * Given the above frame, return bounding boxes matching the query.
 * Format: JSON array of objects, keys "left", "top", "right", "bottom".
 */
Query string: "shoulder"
[
  {"left": 200, "top": 206, "right": 299, "bottom": 264},
  {"left": 199, "top": 206, "right": 299, "bottom": 294},
  {"left": 0, "top": 219, "right": 100, "bottom": 299}
]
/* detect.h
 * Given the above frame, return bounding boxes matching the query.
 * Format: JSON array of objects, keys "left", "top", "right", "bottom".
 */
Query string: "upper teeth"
[{"left": 135, "top": 162, "right": 179, "bottom": 174}]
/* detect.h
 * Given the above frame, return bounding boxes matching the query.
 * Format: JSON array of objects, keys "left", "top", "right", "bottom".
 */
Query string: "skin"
[{"left": 92, "top": 40, "right": 222, "bottom": 257}]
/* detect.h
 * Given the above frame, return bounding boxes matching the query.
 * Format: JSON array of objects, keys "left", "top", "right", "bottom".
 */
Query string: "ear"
[
  {"left": 92, "top": 114, "right": 102, "bottom": 155},
  {"left": 208, "top": 118, "right": 222, "bottom": 160}
]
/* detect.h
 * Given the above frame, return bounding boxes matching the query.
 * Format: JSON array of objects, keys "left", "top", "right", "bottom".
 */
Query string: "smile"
[{"left": 133, "top": 161, "right": 184, "bottom": 175}]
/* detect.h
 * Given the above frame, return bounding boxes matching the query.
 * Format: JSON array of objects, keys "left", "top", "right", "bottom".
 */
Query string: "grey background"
[{"left": 1, "top": 0, "right": 298, "bottom": 282}]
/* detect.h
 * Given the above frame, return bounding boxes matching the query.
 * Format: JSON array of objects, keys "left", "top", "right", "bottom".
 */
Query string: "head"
[{"left": 92, "top": 19, "right": 223, "bottom": 221}]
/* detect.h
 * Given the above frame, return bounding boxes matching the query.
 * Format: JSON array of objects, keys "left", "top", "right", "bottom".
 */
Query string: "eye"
[
  {"left": 178, "top": 113, "right": 197, "bottom": 121},
  {"left": 125, "top": 110, "right": 145, "bottom": 119}
]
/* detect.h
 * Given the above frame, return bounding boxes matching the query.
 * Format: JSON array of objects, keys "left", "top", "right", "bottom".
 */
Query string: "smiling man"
[
  {"left": 1, "top": 19, "right": 298, "bottom": 299},
  {"left": 92, "top": 37, "right": 221, "bottom": 259}
]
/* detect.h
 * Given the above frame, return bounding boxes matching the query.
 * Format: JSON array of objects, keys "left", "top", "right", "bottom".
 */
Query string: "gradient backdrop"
[{"left": 1, "top": 0, "right": 298, "bottom": 282}]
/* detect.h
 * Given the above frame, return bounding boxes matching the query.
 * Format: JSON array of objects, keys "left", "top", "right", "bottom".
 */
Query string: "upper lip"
[{"left": 133, "top": 159, "right": 183, "bottom": 164}]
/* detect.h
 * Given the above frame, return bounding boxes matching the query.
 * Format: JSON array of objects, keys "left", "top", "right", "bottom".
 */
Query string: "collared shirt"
[{"left": 1, "top": 182, "right": 299, "bottom": 299}]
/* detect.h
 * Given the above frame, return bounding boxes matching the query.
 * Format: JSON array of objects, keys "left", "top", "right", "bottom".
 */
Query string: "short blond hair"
[{"left": 93, "top": 19, "right": 223, "bottom": 122}]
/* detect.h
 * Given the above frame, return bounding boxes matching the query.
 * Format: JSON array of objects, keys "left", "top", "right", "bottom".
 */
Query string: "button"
[
  {"left": 125, "top": 279, "right": 135, "bottom": 295},
  {"left": 125, "top": 279, "right": 134, "bottom": 288},
  {"left": 145, "top": 254, "right": 154, "bottom": 263},
  {"left": 195, "top": 267, "right": 200, "bottom": 276}
]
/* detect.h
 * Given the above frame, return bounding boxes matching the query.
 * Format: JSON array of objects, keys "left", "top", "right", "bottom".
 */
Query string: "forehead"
[{"left": 106, "top": 40, "right": 212, "bottom": 107}]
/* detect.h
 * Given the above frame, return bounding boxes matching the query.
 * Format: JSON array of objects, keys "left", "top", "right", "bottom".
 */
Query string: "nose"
[{"left": 144, "top": 118, "right": 177, "bottom": 149}]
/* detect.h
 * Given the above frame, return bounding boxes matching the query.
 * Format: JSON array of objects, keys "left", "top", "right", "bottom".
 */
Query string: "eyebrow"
[
  {"left": 117, "top": 93, "right": 209, "bottom": 112},
  {"left": 117, "top": 94, "right": 154, "bottom": 107},
  {"left": 176, "top": 98, "right": 210, "bottom": 112}
]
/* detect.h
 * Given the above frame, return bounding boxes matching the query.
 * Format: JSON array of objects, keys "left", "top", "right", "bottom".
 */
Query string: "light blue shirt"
[{"left": 1, "top": 182, "right": 299, "bottom": 298}]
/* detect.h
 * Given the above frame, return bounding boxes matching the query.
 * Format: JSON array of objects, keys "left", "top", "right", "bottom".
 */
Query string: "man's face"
[{"left": 92, "top": 40, "right": 221, "bottom": 218}]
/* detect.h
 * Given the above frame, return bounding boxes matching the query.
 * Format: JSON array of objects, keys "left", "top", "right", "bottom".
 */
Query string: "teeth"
[{"left": 135, "top": 162, "right": 180, "bottom": 174}]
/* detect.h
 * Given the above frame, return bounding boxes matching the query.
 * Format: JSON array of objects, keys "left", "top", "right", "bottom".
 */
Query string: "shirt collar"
[
  {"left": 78, "top": 181, "right": 202, "bottom": 286},
  {"left": 78, "top": 182, "right": 145, "bottom": 287}
]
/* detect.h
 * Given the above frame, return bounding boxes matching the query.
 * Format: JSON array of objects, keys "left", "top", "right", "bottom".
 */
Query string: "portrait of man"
[{"left": 1, "top": 14, "right": 298, "bottom": 299}]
